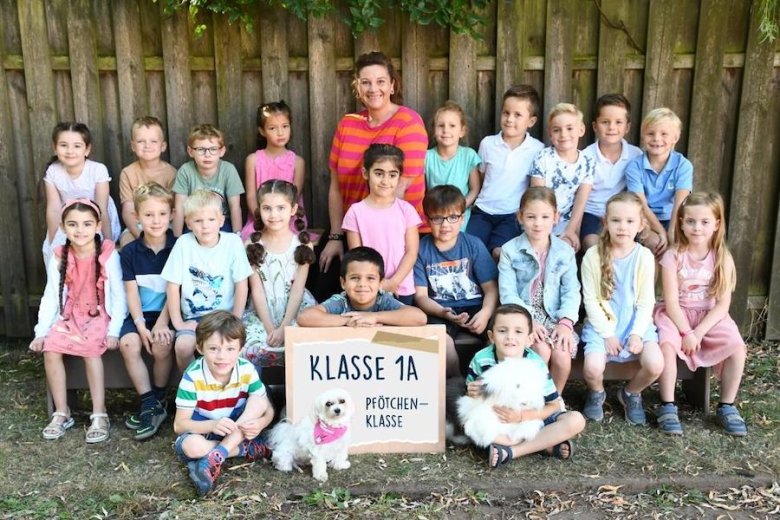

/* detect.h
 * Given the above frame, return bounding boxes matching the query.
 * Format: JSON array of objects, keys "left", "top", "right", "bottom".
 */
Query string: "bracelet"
[
  {"left": 557, "top": 319, "right": 573, "bottom": 331},
  {"left": 328, "top": 233, "right": 344, "bottom": 241},
  {"left": 133, "top": 316, "right": 145, "bottom": 325},
  {"left": 680, "top": 329, "right": 695, "bottom": 338}
]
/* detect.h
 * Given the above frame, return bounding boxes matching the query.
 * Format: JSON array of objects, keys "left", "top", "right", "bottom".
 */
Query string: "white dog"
[
  {"left": 268, "top": 388, "right": 354, "bottom": 482},
  {"left": 456, "top": 357, "right": 547, "bottom": 448}
]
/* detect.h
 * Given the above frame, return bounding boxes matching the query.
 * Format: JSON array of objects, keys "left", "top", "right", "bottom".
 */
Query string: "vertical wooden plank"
[
  {"left": 448, "top": 32, "right": 477, "bottom": 143},
  {"left": 727, "top": 5, "right": 776, "bottom": 333},
  {"left": 160, "top": 4, "right": 193, "bottom": 166},
  {"left": 596, "top": 0, "right": 637, "bottom": 95},
  {"left": 354, "top": 30, "right": 380, "bottom": 58},
  {"left": 768, "top": 196, "right": 780, "bottom": 340},
  {"left": 401, "top": 19, "right": 429, "bottom": 124},
  {"left": 307, "top": 14, "right": 338, "bottom": 228},
  {"left": 260, "top": 6, "right": 289, "bottom": 102},
  {"left": 686, "top": 0, "right": 730, "bottom": 193},
  {"left": 213, "top": 14, "right": 243, "bottom": 166},
  {"left": 543, "top": 0, "right": 574, "bottom": 132},
  {"left": 642, "top": 0, "right": 685, "bottom": 111},
  {"left": 0, "top": 17, "right": 30, "bottom": 335},
  {"left": 495, "top": 0, "right": 527, "bottom": 125},
  {"left": 112, "top": 0, "right": 148, "bottom": 166},
  {"left": 66, "top": 0, "right": 104, "bottom": 161}
]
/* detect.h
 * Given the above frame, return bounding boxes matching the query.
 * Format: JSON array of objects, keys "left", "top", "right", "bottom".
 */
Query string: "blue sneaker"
[
  {"left": 656, "top": 403, "right": 683, "bottom": 435},
  {"left": 617, "top": 387, "right": 646, "bottom": 426},
  {"left": 583, "top": 390, "right": 607, "bottom": 422},
  {"left": 189, "top": 450, "right": 224, "bottom": 496},
  {"left": 716, "top": 405, "right": 747, "bottom": 436}
]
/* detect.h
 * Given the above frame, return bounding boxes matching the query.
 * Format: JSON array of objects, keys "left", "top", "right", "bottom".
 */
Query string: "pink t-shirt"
[
  {"left": 342, "top": 198, "right": 422, "bottom": 296},
  {"left": 660, "top": 248, "right": 716, "bottom": 310}
]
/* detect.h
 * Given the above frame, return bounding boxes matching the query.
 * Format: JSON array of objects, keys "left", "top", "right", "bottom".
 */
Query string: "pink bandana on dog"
[{"left": 314, "top": 420, "right": 347, "bottom": 445}]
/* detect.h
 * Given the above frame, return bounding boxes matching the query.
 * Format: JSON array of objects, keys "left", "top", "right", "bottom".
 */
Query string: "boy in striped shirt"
[{"left": 173, "top": 311, "right": 274, "bottom": 495}]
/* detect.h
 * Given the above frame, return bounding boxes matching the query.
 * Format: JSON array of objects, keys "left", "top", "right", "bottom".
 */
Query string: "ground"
[{"left": 0, "top": 338, "right": 777, "bottom": 518}]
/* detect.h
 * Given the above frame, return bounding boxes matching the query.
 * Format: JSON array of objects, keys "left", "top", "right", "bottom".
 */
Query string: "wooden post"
[
  {"left": 768, "top": 199, "right": 780, "bottom": 340},
  {"left": 213, "top": 14, "right": 244, "bottom": 167},
  {"left": 449, "top": 32, "right": 477, "bottom": 147},
  {"left": 160, "top": 4, "right": 193, "bottom": 166},
  {"left": 260, "top": 6, "right": 290, "bottom": 102},
  {"left": 642, "top": 0, "right": 684, "bottom": 111},
  {"left": 495, "top": 0, "right": 527, "bottom": 126},
  {"left": 543, "top": 0, "right": 574, "bottom": 133},
  {"left": 596, "top": 0, "right": 632, "bottom": 95},
  {"left": 401, "top": 19, "right": 429, "bottom": 122}
]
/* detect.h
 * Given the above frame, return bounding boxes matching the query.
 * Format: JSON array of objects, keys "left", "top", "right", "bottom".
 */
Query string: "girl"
[
  {"left": 580, "top": 192, "right": 664, "bottom": 425},
  {"left": 342, "top": 144, "right": 422, "bottom": 305},
  {"left": 242, "top": 180, "right": 316, "bottom": 369},
  {"left": 240, "top": 101, "right": 307, "bottom": 240},
  {"left": 29, "top": 199, "right": 127, "bottom": 443},
  {"left": 424, "top": 101, "right": 481, "bottom": 226},
  {"left": 654, "top": 192, "right": 747, "bottom": 436},
  {"left": 497, "top": 187, "right": 580, "bottom": 393},
  {"left": 43, "top": 122, "right": 120, "bottom": 265}
]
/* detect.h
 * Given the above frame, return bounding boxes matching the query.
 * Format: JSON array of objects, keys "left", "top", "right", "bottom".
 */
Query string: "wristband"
[
  {"left": 328, "top": 233, "right": 344, "bottom": 241},
  {"left": 680, "top": 329, "right": 695, "bottom": 338},
  {"left": 558, "top": 318, "right": 574, "bottom": 331},
  {"left": 133, "top": 316, "right": 145, "bottom": 326}
]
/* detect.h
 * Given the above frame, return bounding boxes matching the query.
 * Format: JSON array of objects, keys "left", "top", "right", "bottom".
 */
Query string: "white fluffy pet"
[
  {"left": 457, "top": 357, "right": 547, "bottom": 448},
  {"left": 268, "top": 388, "right": 354, "bottom": 482}
]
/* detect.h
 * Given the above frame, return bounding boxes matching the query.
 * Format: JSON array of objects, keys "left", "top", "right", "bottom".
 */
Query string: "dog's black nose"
[{"left": 333, "top": 407, "right": 341, "bottom": 415}]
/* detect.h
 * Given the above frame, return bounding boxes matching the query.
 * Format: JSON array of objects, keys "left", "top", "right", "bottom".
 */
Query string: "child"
[
  {"left": 624, "top": 108, "right": 693, "bottom": 255},
  {"left": 466, "top": 85, "right": 544, "bottom": 259},
  {"left": 424, "top": 101, "right": 482, "bottom": 226},
  {"left": 174, "top": 311, "right": 274, "bottom": 496},
  {"left": 118, "top": 116, "right": 177, "bottom": 247},
  {"left": 30, "top": 199, "right": 127, "bottom": 443},
  {"left": 580, "top": 94, "right": 643, "bottom": 250},
  {"left": 240, "top": 101, "right": 307, "bottom": 240},
  {"left": 42, "top": 122, "right": 120, "bottom": 265},
  {"left": 172, "top": 124, "right": 244, "bottom": 236},
  {"left": 498, "top": 187, "right": 580, "bottom": 393},
  {"left": 297, "top": 246, "right": 426, "bottom": 327},
  {"left": 414, "top": 185, "right": 498, "bottom": 377},
  {"left": 465, "top": 304, "right": 585, "bottom": 468},
  {"left": 242, "top": 179, "right": 316, "bottom": 369},
  {"left": 654, "top": 192, "right": 747, "bottom": 436},
  {"left": 162, "top": 189, "right": 253, "bottom": 372},
  {"left": 119, "top": 182, "right": 177, "bottom": 440},
  {"left": 342, "top": 144, "right": 422, "bottom": 305},
  {"left": 580, "top": 192, "right": 664, "bottom": 424},
  {"left": 529, "top": 103, "right": 595, "bottom": 252}
]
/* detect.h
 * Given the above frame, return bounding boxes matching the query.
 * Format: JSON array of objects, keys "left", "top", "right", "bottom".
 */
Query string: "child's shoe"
[
  {"left": 716, "top": 404, "right": 747, "bottom": 436},
  {"left": 189, "top": 450, "right": 225, "bottom": 495},
  {"left": 582, "top": 390, "right": 606, "bottom": 422},
  {"left": 242, "top": 436, "right": 272, "bottom": 462},
  {"left": 617, "top": 387, "right": 646, "bottom": 425},
  {"left": 656, "top": 403, "right": 683, "bottom": 435},
  {"left": 134, "top": 401, "right": 168, "bottom": 441},
  {"left": 126, "top": 397, "right": 168, "bottom": 430}
]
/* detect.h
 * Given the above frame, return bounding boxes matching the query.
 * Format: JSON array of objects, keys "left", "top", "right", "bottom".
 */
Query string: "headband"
[{"left": 62, "top": 198, "right": 101, "bottom": 217}]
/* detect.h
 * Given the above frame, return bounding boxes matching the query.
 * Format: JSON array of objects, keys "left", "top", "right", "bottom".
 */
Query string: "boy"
[
  {"left": 174, "top": 311, "right": 273, "bottom": 496},
  {"left": 172, "top": 124, "right": 244, "bottom": 236},
  {"left": 119, "top": 182, "right": 177, "bottom": 440},
  {"left": 466, "top": 85, "right": 544, "bottom": 260},
  {"left": 162, "top": 189, "right": 252, "bottom": 372},
  {"left": 529, "top": 103, "right": 595, "bottom": 252},
  {"left": 624, "top": 107, "right": 693, "bottom": 255},
  {"left": 580, "top": 94, "right": 643, "bottom": 250},
  {"left": 119, "top": 116, "right": 177, "bottom": 247},
  {"left": 466, "top": 304, "right": 585, "bottom": 468},
  {"left": 297, "top": 246, "right": 426, "bottom": 327},
  {"left": 414, "top": 185, "right": 498, "bottom": 377}
]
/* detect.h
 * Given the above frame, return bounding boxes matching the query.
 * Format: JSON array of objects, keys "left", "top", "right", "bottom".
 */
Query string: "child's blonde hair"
[
  {"left": 432, "top": 100, "right": 468, "bottom": 134},
  {"left": 640, "top": 107, "right": 682, "bottom": 135},
  {"left": 183, "top": 188, "right": 223, "bottom": 219},
  {"left": 187, "top": 123, "right": 224, "bottom": 147},
  {"left": 519, "top": 186, "right": 557, "bottom": 214},
  {"left": 547, "top": 103, "right": 584, "bottom": 124},
  {"left": 133, "top": 181, "right": 174, "bottom": 213},
  {"left": 131, "top": 116, "right": 165, "bottom": 138},
  {"left": 672, "top": 191, "right": 736, "bottom": 297},
  {"left": 597, "top": 192, "right": 644, "bottom": 299}
]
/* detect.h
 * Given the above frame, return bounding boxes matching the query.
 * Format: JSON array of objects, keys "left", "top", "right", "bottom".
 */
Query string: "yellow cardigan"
[{"left": 581, "top": 244, "right": 656, "bottom": 339}]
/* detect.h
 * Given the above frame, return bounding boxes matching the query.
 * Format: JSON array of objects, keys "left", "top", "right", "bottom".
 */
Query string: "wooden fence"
[{"left": 0, "top": 0, "right": 779, "bottom": 338}]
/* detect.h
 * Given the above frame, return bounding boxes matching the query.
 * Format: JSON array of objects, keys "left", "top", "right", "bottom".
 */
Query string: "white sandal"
[
  {"left": 86, "top": 413, "right": 110, "bottom": 443},
  {"left": 42, "top": 410, "right": 75, "bottom": 440}
]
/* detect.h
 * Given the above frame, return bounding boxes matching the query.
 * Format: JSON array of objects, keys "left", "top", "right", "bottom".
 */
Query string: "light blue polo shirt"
[{"left": 624, "top": 151, "right": 693, "bottom": 221}]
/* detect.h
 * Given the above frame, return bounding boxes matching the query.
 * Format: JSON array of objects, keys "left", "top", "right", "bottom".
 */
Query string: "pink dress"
[
  {"left": 43, "top": 241, "right": 114, "bottom": 358},
  {"left": 653, "top": 248, "right": 745, "bottom": 377},
  {"left": 241, "top": 149, "right": 307, "bottom": 239}
]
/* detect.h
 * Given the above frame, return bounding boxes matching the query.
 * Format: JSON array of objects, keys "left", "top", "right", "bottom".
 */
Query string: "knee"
[
  {"left": 534, "top": 342, "right": 552, "bottom": 362},
  {"left": 151, "top": 341, "right": 174, "bottom": 360},
  {"left": 119, "top": 337, "right": 141, "bottom": 356},
  {"left": 582, "top": 234, "right": 598, "bottom": 250},
  {"left": 174, "top": 338, "right": 194, "bottom": 357},
  {"left": 550, "top": 348, "right": 571, "bottom": 367},
  {"left": 582, "top": 357, "right": 604, "bottom": 380},
  {"left": 565, "top": 411, "right": 586, "bottom": 434}
]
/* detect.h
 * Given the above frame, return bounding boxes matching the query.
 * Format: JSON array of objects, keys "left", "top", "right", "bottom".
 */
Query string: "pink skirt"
[{"left": 654, "top": 303, "right": 745, "bottom": 377}]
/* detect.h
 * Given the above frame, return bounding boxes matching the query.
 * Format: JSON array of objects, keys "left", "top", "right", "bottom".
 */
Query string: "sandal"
[
  {"left": 86, "top": 413, "right": 110, "bottom": 443},
  {"left": 540, "top": 439, "right": 574, "bottom": 460},
  {"left": 488, "top": 443, "right": 513, "bottom": 469},
  {"left": 42, "top": 411, "right": 75, "bottom": 440}
]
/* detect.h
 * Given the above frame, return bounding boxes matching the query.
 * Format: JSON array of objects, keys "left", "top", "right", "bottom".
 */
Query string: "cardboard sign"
[{"left": 284, "top": 326, "right": 446, "bottom": 454}]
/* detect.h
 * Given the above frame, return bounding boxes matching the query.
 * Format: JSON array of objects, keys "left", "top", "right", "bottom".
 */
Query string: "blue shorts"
[
  {"left": 544, "top": 410, "right": 564, "bottom": 426},
  {"left": 119, "top": 311, "right": 169, "bottom": 339},
  {"left": 580, "top": 212, "right": 603, "bottom": 239},
  {"left": 466, "top": 206, "right": 521, "bottom": 251},
  {"left": 396, "top": 294, "right": 414, "bottom": 306},
  {"left": 175, "top": 316, "right": 205, "bottom": 339}
]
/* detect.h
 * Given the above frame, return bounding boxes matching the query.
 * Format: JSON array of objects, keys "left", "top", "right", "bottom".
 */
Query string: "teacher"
[{"left": 318, "top": 51, "right": 429, "bottom": 280}]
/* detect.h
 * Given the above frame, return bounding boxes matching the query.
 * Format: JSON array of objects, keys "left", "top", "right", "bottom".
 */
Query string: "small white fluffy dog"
[
  {"left": 457, "top": 357, "right": 547, "bottom": 448},
  {"left": 268, "top": 388, "right": 354, "bottom": 482}
]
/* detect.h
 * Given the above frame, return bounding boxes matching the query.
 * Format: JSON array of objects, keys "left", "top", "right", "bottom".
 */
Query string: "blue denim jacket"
[{"left": 497, "top": 233, "right": 580, "bottom": 322}]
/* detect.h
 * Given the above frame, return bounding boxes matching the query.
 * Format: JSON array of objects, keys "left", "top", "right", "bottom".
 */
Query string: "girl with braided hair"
[
  {"left": 30, "top": 199, "right": 127, "bottom": 443},
  {"left": 241, "top": 180, "right": 316, "bottom": 369}
]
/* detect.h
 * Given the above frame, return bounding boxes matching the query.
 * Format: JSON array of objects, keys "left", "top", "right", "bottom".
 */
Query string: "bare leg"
[
  {"left": 119, "top": 333, "right": 152, "bottom": 394},
  {"left": 549, "top": 348, "right": 572, "bottom": 394},
  {"left": 175, "top": 335, "right": 197, "bottom": 373},
  {"left": 490, "top": 411, "right": 585, "bottom": 465},
  {"left": 44, "top": 351, "right": 68, "bottom": 414},
  {"left": 583, "top": 352, "right": 606, "bottom": 392},
  {"left": 582, "top": 234, "right": 599, "bottom": 251},
  {"left": 719, "top": 347, "right": 746, "bottom": 403},
  {"left": 625, "top": 342, "right": 663, "bottom": 394},
  {"left": 658, "top": 342, "right": 678, "bottom": 402},
  {"left": 151, "top": 340, "right": 174, "bottom": 388},
  {"left": 181, "top": 430, "right": 244, "bottom": 460},
  {"left": 445, "top": 335, "right": 460, "bottom": 378},
  {"left": 83, "top": 356, "right": 106, "bottom": 413}
]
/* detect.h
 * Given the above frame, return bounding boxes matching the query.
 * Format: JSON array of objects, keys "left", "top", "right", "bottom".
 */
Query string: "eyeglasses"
[
  {"left": 191, "top": 146, "right": 221, "bottom": 156},
  {"left": 428, "top": 214, "right": 463, "bottom": 225}
]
